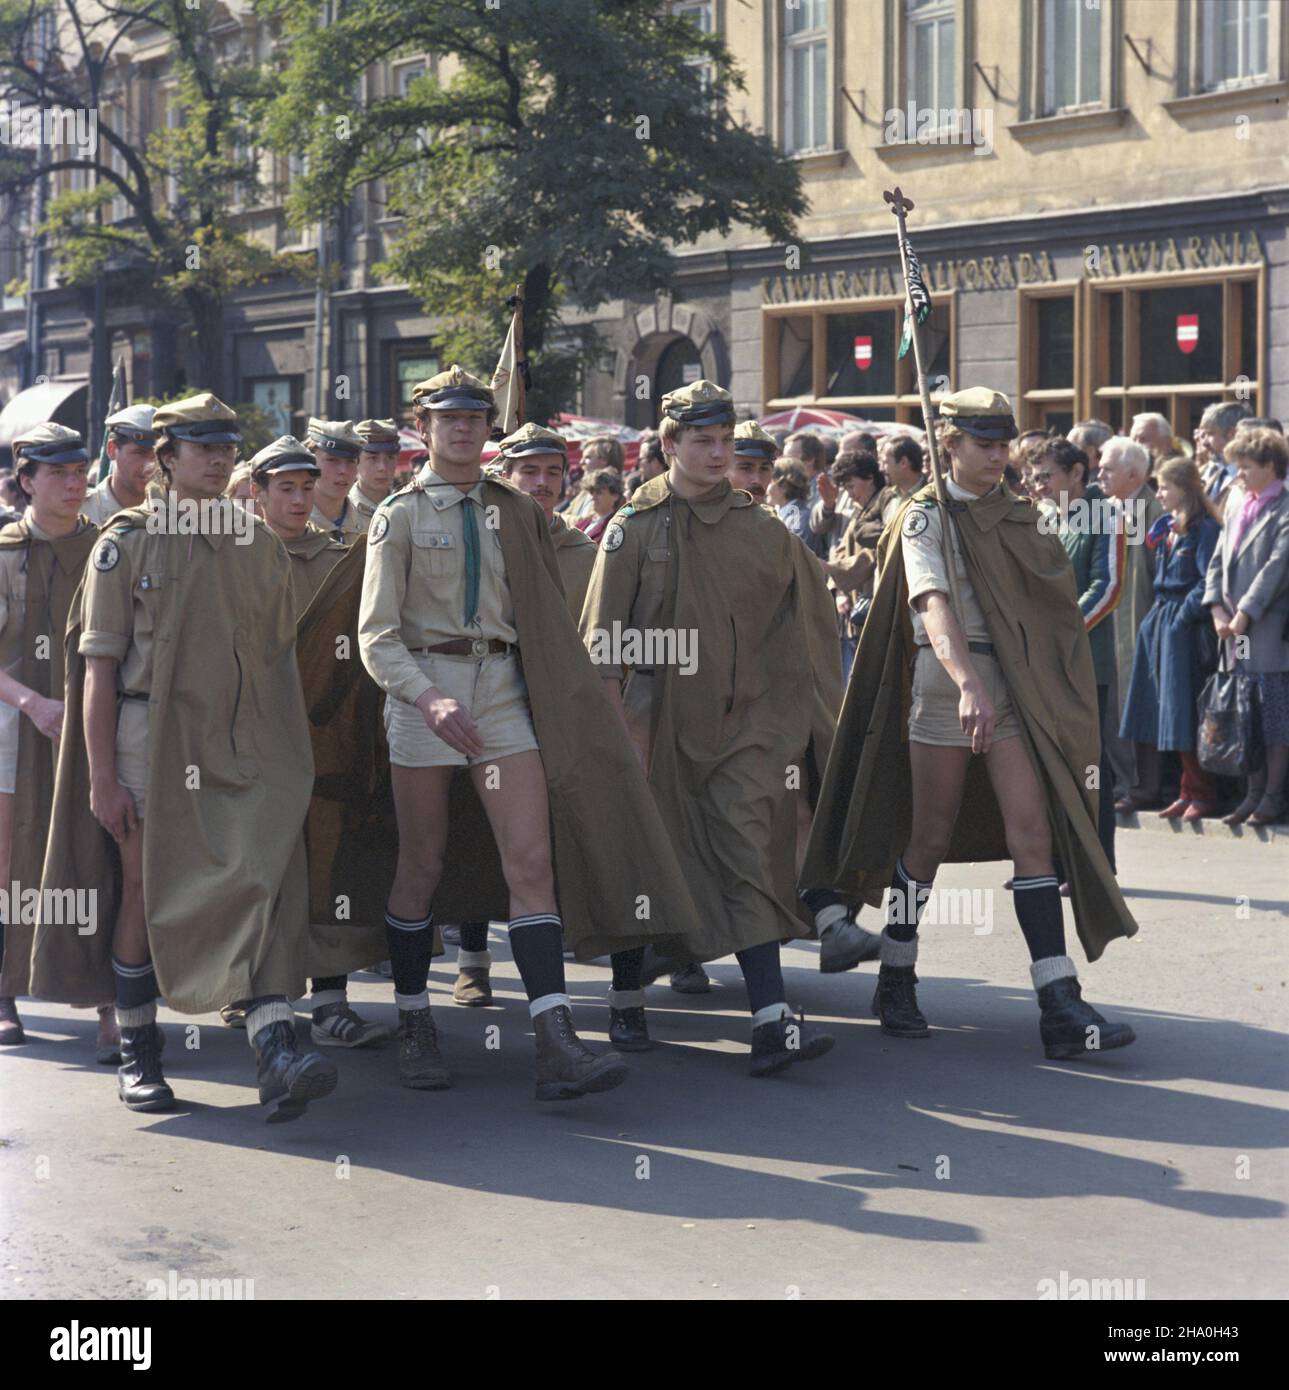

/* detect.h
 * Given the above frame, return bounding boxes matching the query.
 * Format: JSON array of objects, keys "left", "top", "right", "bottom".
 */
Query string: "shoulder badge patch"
[
  {"left": 93, "top": 537, "right": 121, "bottom": 571},
  {"left": 602, "top": 521, "right": 625, "bottom": 553},
  {"left": 902, "top": 508, "right": 930, "bottom": 539},
  {"left": 369, "top": 511, "right": 390, "bottom": 544}
]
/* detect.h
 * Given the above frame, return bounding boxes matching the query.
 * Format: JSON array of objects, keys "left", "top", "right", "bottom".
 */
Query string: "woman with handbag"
[
  {"left": 1120, "top": 457, "right": 1221, "bottom": 820},
  {"left": 1203, "top": 427, "right": 1289, "bottom": 825}
]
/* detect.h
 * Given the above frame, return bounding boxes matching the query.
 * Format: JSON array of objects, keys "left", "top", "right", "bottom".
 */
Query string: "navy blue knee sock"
[
  {"left": 112, "top": 956, "right": 159, "bottom": 1011},
  {"left": 385, "top": 908, "right": 433, "bottom": 998},
  {"left": 459, "top": 921, "right": 489, "bottom": 953},
  {"left": 886, "top": 858, "right": 933, "bottom": 942},
  {"left": 734, "top": 940, "right": 785, "bottom": 1014},
  {"left": 508, "top": 914, "right": 566, "bottom": 1001},
  {"left": 1011, "top": 875, "right": 1066, "bottom": 962}
]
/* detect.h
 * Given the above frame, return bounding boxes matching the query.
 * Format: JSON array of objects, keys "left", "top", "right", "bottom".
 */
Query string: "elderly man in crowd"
[
  {"left": 1099, "top": 436, "right": 1164, "bottom": 812},
  {"left": 1194, "top": 401, "right": 1253, "bottom": 511},
  {"left": 878, "top": 433, "right": 926, "bottom": 525},
  {"left": 1129, "top": 412, "right": 1176, "bottom": 474},
  {"left": 1069, "top": 419, "right": 1114, "bottom": 483}
]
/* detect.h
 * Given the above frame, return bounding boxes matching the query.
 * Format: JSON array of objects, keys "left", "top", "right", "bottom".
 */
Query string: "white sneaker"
[{"left": 311, "top": 1003, "right": 394, "bottom": 1048}]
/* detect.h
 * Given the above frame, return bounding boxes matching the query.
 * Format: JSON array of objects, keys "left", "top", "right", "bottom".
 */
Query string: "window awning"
[
  {"left": 0, "top": 329, "right": 28, "bottom": 354},
  {"left": 0, "top": 377, "right": 88, "bottom": 450}
]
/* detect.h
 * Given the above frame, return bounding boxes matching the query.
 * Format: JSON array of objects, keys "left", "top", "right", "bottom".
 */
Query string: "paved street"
[{"left": 2, "top": 826, "right": 1285, "bottom": 1301}]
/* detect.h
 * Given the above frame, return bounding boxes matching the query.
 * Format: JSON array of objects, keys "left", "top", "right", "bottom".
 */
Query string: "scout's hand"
[
  {"left": 24, "top": 694, "right": 64, "bottom": 742},
  {"left": 91, "top": 777, "right": 139, "bottom": 843},
  {"left": 416, "top": 688, "right": 484, "bottom": 759},
  {"left": 958, "top": 678, "right": 996, "bottom": 755}
]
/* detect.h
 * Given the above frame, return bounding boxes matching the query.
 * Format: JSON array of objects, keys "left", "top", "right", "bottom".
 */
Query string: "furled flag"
[
  {"left": 490, "top": 295, "right": 525, "bottom": 434},
  {"left": 93, "top": 357, "right": 127, "bottom": 485},
  {"left": 897, "top": 236, "right": 932, "bottom": 359}
]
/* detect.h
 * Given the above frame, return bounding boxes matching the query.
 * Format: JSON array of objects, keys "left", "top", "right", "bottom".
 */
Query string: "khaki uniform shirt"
[
  {"left": 550, "top": 512, "right": 596, "bottom": 621},
  {"left": 83, "top": 477, "right": 130, "bottom": 527},
  {"left": 311, "top": 495, "right": 368, "bottom": 542},
  {"left": 901, "top": 478, "right": 991, "bottom": 646},
  {"left": 347, "top": 482, "right": 384, "bottom": 529},
  {"left": 0, "top": 521, "right": 60, "bottom": 769},
  {"left": 358, "top": 467, "right": 518, "bottom": 706},
  {"left": 282, "top": 525, "right": 349, "bottom": 623}
]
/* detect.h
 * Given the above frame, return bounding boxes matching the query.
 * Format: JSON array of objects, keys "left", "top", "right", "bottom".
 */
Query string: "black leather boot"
[
  {"left": 872, "top": 966, "right": 930, "bottom": 1038},
  {"left": 117, "top": 1023, "right": 175, "bottom": 1111},
  {"left": 608, "top": 991, "right": 652, "bottom": 1051},
  {"left": 252, "top": 1019, "right": 337, "bottom": 1122},
  {"left": 750, "top": 1011, "right": 834, "bottom": 1076},
  {"left": 1037, "top": 976, "right": 1136, "bottom": 1060}
]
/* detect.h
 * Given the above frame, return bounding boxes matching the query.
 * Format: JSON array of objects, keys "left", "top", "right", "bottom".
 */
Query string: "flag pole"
[
  {"left": 511, "top": 284, "right": 526, "bottom": 428},
  {"left": 883, "top": 185, "right": 965, "bottom": 621}
]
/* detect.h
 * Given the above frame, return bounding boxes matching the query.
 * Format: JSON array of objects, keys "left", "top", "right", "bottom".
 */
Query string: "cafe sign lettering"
[{"left": 762, "top": 251, "right": 1057, "bottom": 304}]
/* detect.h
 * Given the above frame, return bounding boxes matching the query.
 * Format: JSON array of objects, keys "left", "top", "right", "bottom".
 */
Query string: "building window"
[
  {"left": 1042, "top": 0, "right": 1101, "bottom": 113},
  {"left": 391, "top": 349, "right": 439, "bottom": 422},
  {"left": 906, "top": 0, "right": 955, "bottom": 115},
  {"left": 673, "top": 2, "right": 715, "bottom": 95},
  {"left": 1088, "top": 271, "right": 1261, "bottom": 437},
  {"left": 248, "top": 377, "right": 301, "bottom": 438},
  {"left": 784, "top": 0, "right": 829, "bottom": 154},
  {"left": 1199, "top": 0, "right": 1270, "bottom": 91},
  {"left": 1019, "top": 287, "right": 1079, "bottom": 431},
  {"left": 763, "top": 295, "right": 954, "bottom": 423}
]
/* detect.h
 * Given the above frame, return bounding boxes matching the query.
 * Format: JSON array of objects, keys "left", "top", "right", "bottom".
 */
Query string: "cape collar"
[
  {"left": 629, "top": 473, "right": 750, "bottom": 525},
  {"left": 282, "top": 523, "right": 341, "bottom": 560},
  {"left": 913, "top": 478, "right": 1021, "bottom": 534}
]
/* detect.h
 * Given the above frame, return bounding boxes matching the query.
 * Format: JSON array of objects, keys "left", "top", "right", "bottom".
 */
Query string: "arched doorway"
[
  {"left": 615, "top": 296, "right": 728, "bottom": 429},
  {"left": 655, "top": 336, "right": 704, "bottom": 401}
]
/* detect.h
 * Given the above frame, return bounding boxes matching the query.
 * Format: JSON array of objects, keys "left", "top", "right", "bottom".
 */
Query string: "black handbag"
[{"left": 1196, "top": 644, "right": 1262, "bottom": 777}]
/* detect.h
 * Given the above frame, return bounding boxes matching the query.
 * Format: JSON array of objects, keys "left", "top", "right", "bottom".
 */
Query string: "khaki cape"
[
  {"left": 800, "top": 483, "right": 1137, "bottom": 962},
  {"left": 331, "top": 476, "right": 696, "bottom": 959},
  {"left": 586, "top": 475, "right": 841, "bottom": 962},
  {"left": 0, "top": 517, "right": 98, "bottom": 996},
  {"left": 32, "top": 510, "right": 315, "bottom": 1010},
  {"left": 549, "top": 511, "right": 597, "bottom": 621}
]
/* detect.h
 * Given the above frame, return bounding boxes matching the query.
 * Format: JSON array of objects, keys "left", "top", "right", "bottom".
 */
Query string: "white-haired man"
[
  {"left": 1099, "top": 437, "right": 1164, "bottom": 811},
  {"left": 1129, "top": 412, "right": 1175, "bottom": 472},
  {"left": 1068, "top": 419, "right": 1113, "bottom": 483}
]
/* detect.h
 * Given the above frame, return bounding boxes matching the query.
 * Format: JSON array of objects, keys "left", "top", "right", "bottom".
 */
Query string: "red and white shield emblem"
[
  {"left": 1176, "top": 314, "right": 1199, "bottom": 355},
  {"left": 853, "top": 335, "right": 872, "bottom": 370}
]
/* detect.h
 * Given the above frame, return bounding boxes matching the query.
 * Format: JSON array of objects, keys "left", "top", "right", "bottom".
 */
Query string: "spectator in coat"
[
  {"left": 1069, "top": 419, "right": 1114, "bottom": 484},
  {"left": 1120, "top": 457, "right": 1221, "bottom": 822},
  {"left": 1204, "top": 427, "right": 1289, "bottom": 824},
  {"left": 1194, "top": 401, "right": 1252, "bottom": 512},
  {"left": 769, "top": 459, "right": 813, "bottom": 547},
  {"left": 574, "top": 467, "right": 626, "bottom": 546},
  {"left": 1100, "top": 437, "right": 1165, "bottom": 811}
]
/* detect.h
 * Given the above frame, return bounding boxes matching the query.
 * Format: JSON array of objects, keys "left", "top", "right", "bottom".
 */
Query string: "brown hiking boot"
[
  {"left": 533, "top": 1004, "right": 628, "bottom": 1101},
  {"left": 398, "top": 1006, "right": 451, "bottom": 1090},
  {"left": 0, "top": 996, "right": 25, "bottom": 1046},
  {"left": 452, "top": 967, "right": 493, "bottom": 1007}
]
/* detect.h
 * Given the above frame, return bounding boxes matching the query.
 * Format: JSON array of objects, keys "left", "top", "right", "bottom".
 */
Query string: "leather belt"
[
  {"left": 967, "top": 641, "right": 996, "bottom": 658},
  {"left": 413, "top": 639, "right": 514, "bottom": 658}
]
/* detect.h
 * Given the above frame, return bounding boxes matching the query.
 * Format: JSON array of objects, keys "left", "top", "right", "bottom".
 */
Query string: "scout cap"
[
  {"left": 104, "top": 403, "right": 157, "bottom": 445},
  {"left": 733, "top": 420, "right": 777, "bottom": 460},
  {"left": 498, "top": 422, "right": 568, "bottom": 460},
  {"left": 154, "top": 392, "right": 242, "bottom": 444},
  {"left": 660, "top": 379, "right": 735, "bottom": 428},
  {"left": 249, "top": 435, "right": 320, "bottom": 482},
  {"left": 411, "top": 364, "right": 495, "bottom": 412},
  {"left": 306, "top": 417, "right": 362, "bottom": 458},
  {"left": 355, "top": 418, "right": 401, "bottom": 453},
  {"left": 937, "top": 387, "right": 1018, "bottom": 441},
  {"left": 12, "top": 421, "right": 89, "bottom": 466}
]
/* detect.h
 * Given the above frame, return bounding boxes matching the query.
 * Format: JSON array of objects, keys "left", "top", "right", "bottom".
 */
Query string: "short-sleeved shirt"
[
  {"left": 900, "top": 478, "right": 991, "bottom": 646},
  {"left": 82, "top": 477, "right": 129, "bottom": 527},
  {"left": 78, "top": 522, "right": 163, "bottom": 695},
  {"left": 358, "top": 467, "right": 518, "bottom": 706}
]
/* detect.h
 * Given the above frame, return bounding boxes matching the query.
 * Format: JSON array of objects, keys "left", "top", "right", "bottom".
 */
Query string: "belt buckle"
[{"left": 471, "top": 638, "right": 489, "bottom": 658}]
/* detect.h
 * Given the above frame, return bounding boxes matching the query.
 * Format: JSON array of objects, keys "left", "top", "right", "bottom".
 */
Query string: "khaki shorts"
[
  {"left": 116, "top": 698, "right": 150, "bottom": 818},
  {"left": 385, "top": 650, "right": 539, "bottom": 769},
  {"left": 0, "top": 701, "right": 18, "bottom": 794},
  {"left": 908, "top": 644, "right": 1021, "bottom": 747}
]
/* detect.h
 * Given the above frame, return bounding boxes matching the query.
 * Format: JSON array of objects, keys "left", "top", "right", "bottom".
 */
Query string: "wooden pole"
[{"left": 512, "top": 282, "right": 526, "bottom": 427}]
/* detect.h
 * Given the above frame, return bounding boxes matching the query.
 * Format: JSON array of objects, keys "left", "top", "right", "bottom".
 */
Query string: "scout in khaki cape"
[
  {"left": 82, "top": 405, "right": 158, "bottom": 527},
  {"left": 358, "top": 366, "right": 695, "bottom": 1100},
  {"left": 580, "top": 380, "right": 837, "bottom": 1075},
  {"left": 801, "top": 388, "right": 1138, "bottom": 1061},
  {"left": 31, "top": 394, "right": 342, "bottom": 1121},
  {"left": 226, "top": 435, "right": 391, "bottom": 1049},
  {"left": 727, "top": 421, "right": 883, "bottom": 977},
  {"left": 306, "top": 417, "right": 367, "bottom": 541},
  {"left": 0, "top": 425, "right": 118, "bottom": 1059},
  {"left": 350, "top": 419, "right": 400, "bottom": 524},
  {"left": 431, "top": 421, "right": 598, "bottom": 1011}
]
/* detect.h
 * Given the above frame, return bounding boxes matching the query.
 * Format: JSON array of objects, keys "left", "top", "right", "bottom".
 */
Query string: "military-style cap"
[
  {"left": 154, "top": 392, "right": 242, "bottom": 444},
  {"left": 105, "top": 403, "right": 157, "bottom": 445},
  {"left": 355, "top": 418, "right": 401, "bottom": 453},
  {"left": 306, "top": 417, "right": 362, "bottom": 458},
  {"left": 411, "top": 364, "right": 495, "bottom": 412},
  {"left": 12, "top": 421, "right": 89, "bottom": 466},
  {"left": 660, "top": 379, "right": 736, "bottom": 428},
  {"left": 732, "top": 420, "right": 777, "bottom": 460},
  {"left": 249, "top": 436, "right": 320, "bottom": 481},
  {"left": 498, "top": 422, "right": 568, "bottom": 459},
  {"left": 937, "top": 387, "right": 1018, "bottom": 441}
]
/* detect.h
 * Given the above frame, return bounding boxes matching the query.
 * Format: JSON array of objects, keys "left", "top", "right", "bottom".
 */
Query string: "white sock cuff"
[
  {"left": 245, "top": 999, "right": 294, "bottom": 1043},
  {"left": 309, "top": 989, "right": 346, "bottom": 1012},
  {"left": 457, "top": 948, "right": 492, "bottom": 969},
  {"left": 752, "top": 1002, "right": 793, "bottom": 1027},
  {"left": 395, "top": 990, "right": 430, "bottom": 1011},
  {"left": 879, "top": 929, "right": 919, "bottom": 966},
  {"left": 1030, "top": 954, "right": 1078, "bottom": 990},
  {"left": 115, "top": 1001, "right": 156, "bottom": 1029},
  {"left": 814, "top": 903, "right": 849, "bottom": 933},
  {"left": 609, "top": 989, "right": 646, "bottom": 1010},
  {"left": 528, "top": 992, "right": 571, "bottom": 1019}
]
